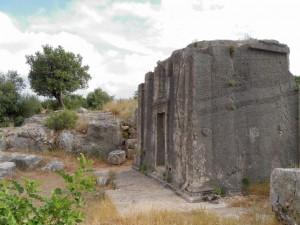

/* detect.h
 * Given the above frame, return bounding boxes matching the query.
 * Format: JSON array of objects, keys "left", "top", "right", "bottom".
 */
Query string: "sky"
[{"left": 0, "top": 0, "right": 300, "bottom": 98}]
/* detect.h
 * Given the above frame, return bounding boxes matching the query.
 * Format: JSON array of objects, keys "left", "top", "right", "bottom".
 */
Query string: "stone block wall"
[{"left": 136, "top": 40, "right": 298, "bottom": 201}]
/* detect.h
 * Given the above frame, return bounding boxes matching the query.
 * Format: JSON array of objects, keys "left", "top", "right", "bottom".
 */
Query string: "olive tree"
[{"left": 26, "top": 45, "right": 91, "bottom": 108}]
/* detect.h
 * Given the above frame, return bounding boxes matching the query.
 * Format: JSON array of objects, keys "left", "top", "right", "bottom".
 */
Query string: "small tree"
[
  {"left": 26, "top": 45, "right": 91, "bottom": 108},
  {"left": 86, "top": 88, "right": 113, "bottom": 110},
  {"left": 0, "top": 71, "right": 25, "bottom": 126}
]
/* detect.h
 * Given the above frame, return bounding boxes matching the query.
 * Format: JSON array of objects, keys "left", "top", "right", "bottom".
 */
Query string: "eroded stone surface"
[
  {"left": 0, "top": 112, "right": 121, "bottom": 157},
  {"left": 136, "top": 39, "right": 298, "bottom": 200},
  {"left": 42, "top": 160, "right": 64, "bottom": 172},
  {"left": 271, "top": 168, "right": 300, "bottom": 225}
]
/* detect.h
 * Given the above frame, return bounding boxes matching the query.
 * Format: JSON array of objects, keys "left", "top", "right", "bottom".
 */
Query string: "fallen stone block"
[
  {"left": 42, "top": 160, "right": 64, "bottom": 172},
  {"left": 0, "top": 162, "right": 16, "bottom": 178},
  {"left": 271, "top": 168, "right": 300, "bottom": 225},
  {"left": 107, "top": 150, "right": 126, "bottom": 165},
  {"left": 8, "top": 153, "right": 43, "bottom": 170}
]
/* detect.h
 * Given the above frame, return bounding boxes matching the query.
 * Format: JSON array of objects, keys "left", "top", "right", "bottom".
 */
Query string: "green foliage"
[
  {"left": 86, "top": 88, "right": 113, "bottom": 110},
  {"left": 26, "top": 45, "right": 91, "bottom": 107},
  {"left": 0, "top": 154, "right": 96, "bottom": 225},
  {"left": 18, "top": 95, "right": 42, "bottom": 118},
  {"left": 64, "top": 94, "right": 87, "bottom": 110},
  {"left": 229, "top": 46, "right": 235, "bottom": 57},
  {"left": 213, "top": 186, "right": 226, "bottom": 197},
  {"left": 46, "top": 110, "right": 78, "bottom": 130},
  {"left": 228, "top": 79, "right": 237, "bottom": 87},
  {"left": 0, "top": 71, "right": 25, "bottom": 127},
  {"left": 241, "top": 177, "right": 250, "bottom": 194},
  {"left": 139, "top": 163, "right": 148, "bottom": 174}
]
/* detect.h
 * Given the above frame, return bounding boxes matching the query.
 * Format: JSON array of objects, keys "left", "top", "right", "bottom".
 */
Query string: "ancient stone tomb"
[{"left": 135, "top": 40, "right": 298, "bottom": 202}]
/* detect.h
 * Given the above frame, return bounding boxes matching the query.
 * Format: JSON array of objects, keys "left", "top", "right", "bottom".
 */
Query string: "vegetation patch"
[
  {"left": 0, "top": 154, "right": 97, "bottom": 225},
  {"left": 46, "top": 110, "right": 78, "bottom": 131}
]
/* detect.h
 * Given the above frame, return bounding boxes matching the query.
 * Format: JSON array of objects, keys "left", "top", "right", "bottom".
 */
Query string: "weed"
[
  {"left": 213, "top": 186, "right": 226, "bottom": 197},
  {"left": 229, "top": 46, "right": 235, "bottom": 57},
  {"left": 228, "top": 79, "right": 237, "bottom": 87}
]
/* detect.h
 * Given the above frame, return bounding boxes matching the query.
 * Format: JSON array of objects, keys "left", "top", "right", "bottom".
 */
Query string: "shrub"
[
  {"left": 46, "top": 110, "right": 78, "bottom": 130},
  {"left": 86, "top": 88, "right": 113, "bottom": 110},
  {"left": 0, "top": 154, "right": 96, "bottom": 225},
  {"left": 42, "top": 99, "right": 60, "bottom": 111},
  {"left": 213, "top": 186, "right": 226, "bottom": 197},
  {"left": 229, "top": 46, "right": 235, "bottom": 57},
  {"left": 64, "top": 94, "right": 87, "bottom": 110},
  {"left": 228, "top": 79, "right": 237, "bottom": 87},
  {"left": 18, "top": 95, "right": 42, "bottom": 118}
]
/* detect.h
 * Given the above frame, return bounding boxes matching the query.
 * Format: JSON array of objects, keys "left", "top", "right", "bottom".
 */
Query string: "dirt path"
[{"left": 106, "top": 167, "right": 244, "bottom": 217}]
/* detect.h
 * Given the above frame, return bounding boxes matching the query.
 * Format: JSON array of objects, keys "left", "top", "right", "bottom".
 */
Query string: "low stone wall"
[{"left": 270, "top": 168, "right": 300, "bottom": 225}]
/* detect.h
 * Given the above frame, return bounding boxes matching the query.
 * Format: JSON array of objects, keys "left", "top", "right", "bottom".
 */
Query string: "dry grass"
[
  {"left": 247, "top": 181, "right": 270, "bottom": 196},
  {"left": 83, "top": 197, "right": 279, "bottom": 225},
  {"left": 10, "top": 151, "right": 279, "bottom": 225},
  {"left": 102, "top": 99, "right": 137, "bottom": 121},
  {"left": 75, "top": 116, "right": 89, "bottom": 134}
]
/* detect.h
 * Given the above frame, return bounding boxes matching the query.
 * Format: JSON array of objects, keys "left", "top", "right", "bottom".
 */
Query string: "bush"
[
  {"left": 18, "top": 95, "right": 42, "bottom": 118},
  {"left": 0, "top": 154, "right": 96, "bottom": 225},
  {"left": 86, "top": 88, "right": 113, "bottom": 110},
  {"left": 64, "top": 94, "right": 87, "bottom": 110},
  {"left": 42, "top": 99, "right": 60, "bottom": 111},
  {"left": 46, "top": 110, "right": 78, "bottom": 130}
]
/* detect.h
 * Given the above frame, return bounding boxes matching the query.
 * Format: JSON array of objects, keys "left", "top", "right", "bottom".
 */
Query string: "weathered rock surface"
[
  {"left": 42, "top": 160, "right": 64, "bottom": 172},
  {"left": 0, "top": 153, "right": 43, "bottom": 170},
  {"left": 0, "top": 162, "right": 16, "bottom": 178},
  {"left": 127, "top": 139, "right": 137, "bottom": 149},
  {"left": 107, "top": 150, "right": 126, "bottom": 165},
  {"left": 0, "top": 112, "right": 121, "bottom": 157},
  {"left": 271, "top": 168, "right": 300, "bottom": 225}
]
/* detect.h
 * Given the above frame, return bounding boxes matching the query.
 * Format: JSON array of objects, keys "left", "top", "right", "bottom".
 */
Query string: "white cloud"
[{"left": 0, "top": 0, "right": 300, "bottom": 99}]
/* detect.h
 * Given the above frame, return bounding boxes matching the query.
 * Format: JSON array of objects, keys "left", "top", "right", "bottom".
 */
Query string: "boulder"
[
  {"left": 0, "top": 162, "right": 16, "bottom": 178},
  {"left": 57, "top": 131, "right": 77, "bottom": 152},
  {"left": 8, "top": 153, "right": 43, "bottom": 170},
  {"left": 107, "top": 150, "right": 126, "bottom": 165},
  {"left": 271, "top": 168, "right": 300, "bottom": 225},
  {"left": 42, "top": 160, "right": 64, "bottom": 172},
  {"left": 2, "top": 124, "right": 55, "bottom": 151}
]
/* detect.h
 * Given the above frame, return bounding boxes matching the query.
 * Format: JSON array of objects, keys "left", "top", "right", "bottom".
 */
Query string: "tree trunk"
[{"left": 56, "top": 92, "right": 65, "bottom": 109}]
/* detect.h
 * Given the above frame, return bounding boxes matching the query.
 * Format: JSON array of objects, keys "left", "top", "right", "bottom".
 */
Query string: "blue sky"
[
  {"left": 0, "top": 0, "right": 300, "bottom": 98},
  {"left": 0, "top": 0, "right": 71, "bottom": 17}
]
